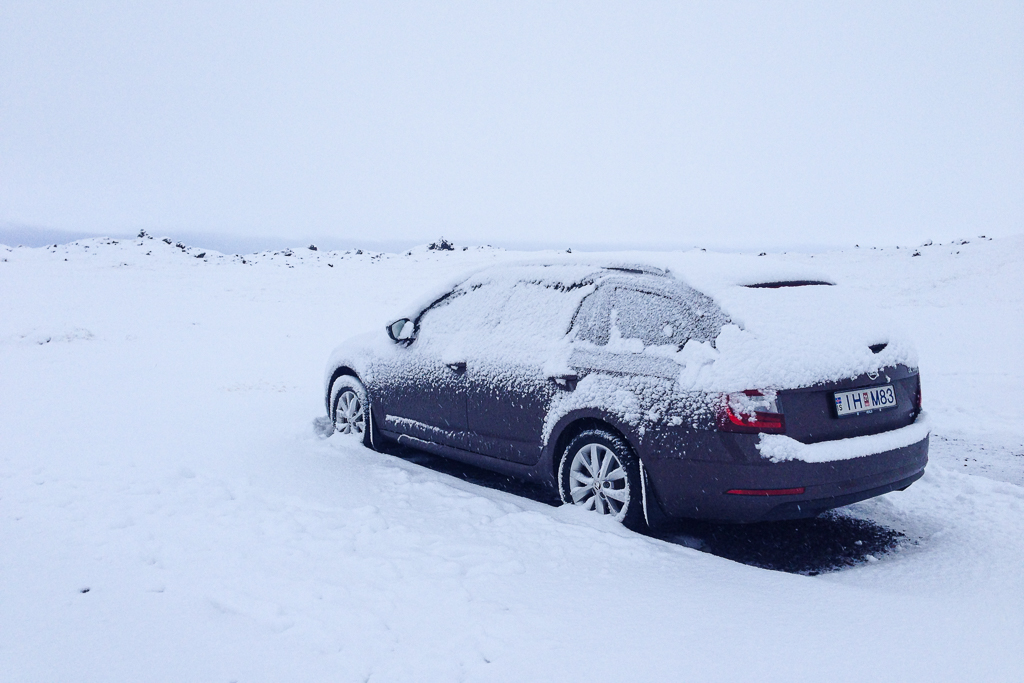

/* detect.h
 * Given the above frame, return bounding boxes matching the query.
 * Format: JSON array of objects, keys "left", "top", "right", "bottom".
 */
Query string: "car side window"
[
  {"left": 572, "top": 288, "right": 611, "bottom": 345},
  {"left": 610, "top": 288, "right": 697, "bottom": 348},
  {"left": 495, "top": 281, "right": 588, "bottom": 343}
]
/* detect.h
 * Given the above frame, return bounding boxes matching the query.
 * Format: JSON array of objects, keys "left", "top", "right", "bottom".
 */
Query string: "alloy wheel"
[
  {"left": 568, "top": 442, "right": 629, "bottom": 519},
  {"left": 334, "top": 389, "right": 365, "bottom": 435}
]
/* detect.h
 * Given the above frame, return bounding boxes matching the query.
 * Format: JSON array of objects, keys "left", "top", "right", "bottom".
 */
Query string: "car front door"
[
  {"left": 463, "top": 281, "right": 583, "bottom": 465},
  {"left": 374, "top": 285, "right": 500, "bottom": 448}
]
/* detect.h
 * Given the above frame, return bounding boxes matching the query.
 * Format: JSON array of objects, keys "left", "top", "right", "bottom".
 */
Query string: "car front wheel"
[
  {"left": 330, "top": 375, "right": 373, "bottom": 448},
  {"left": 558, "top": 429, "right": 645, "bottom": 530}
]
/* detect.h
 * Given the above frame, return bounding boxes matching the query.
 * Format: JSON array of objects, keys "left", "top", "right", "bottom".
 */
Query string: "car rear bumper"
[{"left": 644, "top": 434, "right": 929, "bottom": 523}]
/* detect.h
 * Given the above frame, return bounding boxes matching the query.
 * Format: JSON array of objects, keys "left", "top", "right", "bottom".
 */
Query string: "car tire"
[
  {"left": 558, "top": 428, "right": 645, "bottom": 530},
  {"left": 330, "top": 374, "right": 374, "bottom": 449}
]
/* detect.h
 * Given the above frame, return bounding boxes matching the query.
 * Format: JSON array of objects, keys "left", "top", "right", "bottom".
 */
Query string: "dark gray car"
[{"left": 324, "top": 263, "right": 928, "bottom": 529}]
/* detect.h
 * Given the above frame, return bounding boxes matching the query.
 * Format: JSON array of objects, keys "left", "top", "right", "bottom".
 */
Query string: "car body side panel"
[
  {"left": 382, "top": 427, "right": 557, "bottom": 483},
  {"left": 538, "top": 407, "right": 647, "bottom": 480}
]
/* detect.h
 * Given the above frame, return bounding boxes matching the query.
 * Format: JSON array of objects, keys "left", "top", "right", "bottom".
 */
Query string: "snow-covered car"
[{"left": 324, "top": 262, "right": 928, "bottom": 529}]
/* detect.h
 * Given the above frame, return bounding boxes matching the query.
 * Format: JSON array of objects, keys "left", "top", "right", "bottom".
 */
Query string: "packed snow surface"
[{"left": 1, "top": 235, "right": 1022, "bottom": 682}]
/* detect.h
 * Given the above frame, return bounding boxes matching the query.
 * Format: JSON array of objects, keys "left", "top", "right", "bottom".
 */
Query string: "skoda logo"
[{"left": 867, "top": 370, "right": 880, "bottom": 381}]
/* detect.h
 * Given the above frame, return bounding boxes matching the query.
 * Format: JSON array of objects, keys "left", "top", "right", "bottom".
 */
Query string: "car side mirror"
[{"left": 387, "top": 318, "right": 415, "bottom": 343}]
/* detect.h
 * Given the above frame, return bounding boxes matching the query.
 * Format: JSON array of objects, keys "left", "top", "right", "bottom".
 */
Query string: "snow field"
[{"left": 1, "top": 235, "right": 1022, "bottom": 681}]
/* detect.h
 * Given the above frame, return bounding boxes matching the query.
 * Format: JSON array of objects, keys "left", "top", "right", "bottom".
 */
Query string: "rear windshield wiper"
[{"left": 744, "top": 280, "right": 834, "bottom": 289}]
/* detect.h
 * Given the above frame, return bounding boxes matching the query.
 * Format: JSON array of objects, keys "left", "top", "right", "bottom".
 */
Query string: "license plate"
[{"left": 834, "top": 384, "right": 897, "bottom": 417}]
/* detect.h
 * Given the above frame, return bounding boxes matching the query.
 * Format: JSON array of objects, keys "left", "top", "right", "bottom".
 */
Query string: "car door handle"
[
  {"left": 549, "top": 374, "right": 578, "bottom": 390},
  {"left": 447, "top": 361, "right": 467, "bottom": 373}
]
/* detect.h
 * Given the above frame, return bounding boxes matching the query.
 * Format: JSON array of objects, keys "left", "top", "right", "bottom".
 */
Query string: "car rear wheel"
[
  {"left": 330, "top": 375, "right": 372, "bottom": 447},
  {"left": 558, "top": 429, "right": 645, "bottom": 530}
]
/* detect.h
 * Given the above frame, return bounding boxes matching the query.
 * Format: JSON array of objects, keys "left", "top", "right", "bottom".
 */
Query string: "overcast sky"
[{"left": 1, "top": 1, "right": 1021, "bottom": 251}]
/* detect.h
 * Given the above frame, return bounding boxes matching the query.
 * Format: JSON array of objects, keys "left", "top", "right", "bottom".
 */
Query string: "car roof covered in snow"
[{"left": 387, "top": 257, "right": 916, "bottom": 393}]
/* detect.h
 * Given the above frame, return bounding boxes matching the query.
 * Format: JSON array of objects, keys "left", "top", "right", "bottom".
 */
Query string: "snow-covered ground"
[{"left": 1, "top": 234, "right": 1022, "bottom": 682}]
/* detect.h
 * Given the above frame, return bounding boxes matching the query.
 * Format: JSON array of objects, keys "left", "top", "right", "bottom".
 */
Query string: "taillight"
[
  {"left": 725, "top": 487, "right": 805, "bottom": 496},
  {"left": 718, "top": 390, "right": 786, "bottom": 434}
]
